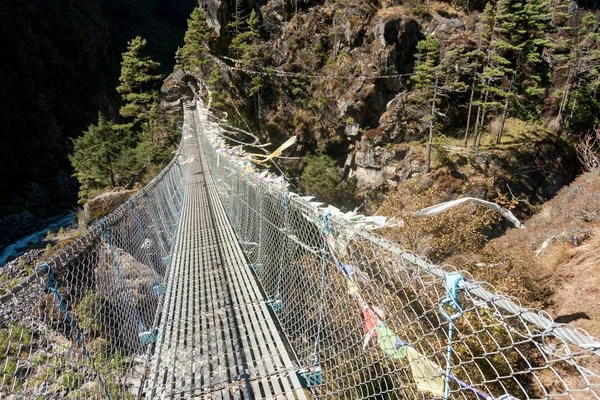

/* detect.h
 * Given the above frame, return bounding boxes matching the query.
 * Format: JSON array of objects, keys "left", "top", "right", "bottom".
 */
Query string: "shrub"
[
  {"left": 75, "top": 291, "right": 105, "bottom": 334},
  {"left": 61, "top": 371, "right": 84, "bottom": 391},
  {"left": 300, "top": 152, "right": 357, "bottom": 210},
  {"left": 376, "top": 185, "right": 498, "bottom": 263}
]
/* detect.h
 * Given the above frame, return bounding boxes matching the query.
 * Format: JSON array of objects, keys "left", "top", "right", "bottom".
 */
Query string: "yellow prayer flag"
[
  {"left": 347, "top": 279, "right": 360, "bottom": 295},
  {"left": 406, "top": 346, "right": 445, "bottom": 397}
]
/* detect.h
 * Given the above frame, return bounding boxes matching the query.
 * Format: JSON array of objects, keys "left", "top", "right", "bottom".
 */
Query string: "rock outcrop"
[{"left": 83, "top": 189, "right": 136, "bottom": 225}]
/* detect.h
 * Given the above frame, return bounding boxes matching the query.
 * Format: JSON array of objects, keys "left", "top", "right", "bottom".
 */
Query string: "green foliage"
[
  {"left": 229, "top": 10, "right": 266, "bottom": 96},
  {"left": 477, "top": 0, "right": 518, "bottom": 113},
  {"left": 70, "top": 34, "right": 178, "bottom": 202},
  {"left": 410, "top": 35, "right": 440, "bottom": 93},
  {"left": 566, "top": 86, "right": 600, "bottom": 133},
  {"left": 61, "top": 371, "right": 84, "bottom": 391},
  {"left": 75, "top": 291, "right": 105, "bottom": 333},
  {"left": 300, "top": 151, "right": 356, "bottom": 210},
  {"left": 560, "top": 12, "right": 600, "bottom": 134},
  {"left": 176, "top": 7, "right": 213, "bottom": 69},
  {"left": 116, "top": 36, "right": 162, "bottom": 125},
  {"left": 69, "top": 113, "right": 126, "bottom": 201},
  {"left": 0, "top": 324, "right": 34, "bottom": 389},
  {"left": 230, "top": 10, "right": 261, "bottom": 64},
  {"left": 208, "top": 69, "right": 228, "bottom": 110}
]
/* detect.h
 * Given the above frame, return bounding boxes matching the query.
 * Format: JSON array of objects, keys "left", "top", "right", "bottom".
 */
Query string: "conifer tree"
[
  {"left": 116, "top": 36, "right": 162, "bottom": 126},
  {"left": 175, "top": 7, "right": 213, "bottom": 69},
  {"left": 230, "top": 10, "right": 265, "bottom": 96},
  {"left": 463, "top": 12, "right": 491, "bottom": 147},
  {"left": 472, "top": 0, "right": 519, "bottom": 146},
  {"left": 411, "top": 35, "right": 440, "bottom": 173},
  {"left": 514, "top": 0, "right": 553, "bottom": 113},
  {"left": 69, "top": 113, "right": 125, "bottom": 200},
  {"left": 558, "top": 13, "right": 600, "bottom": 133}
]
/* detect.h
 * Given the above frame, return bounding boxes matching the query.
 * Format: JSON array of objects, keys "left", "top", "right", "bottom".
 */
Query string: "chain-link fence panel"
[
  {"left": 195, "top": 103, "right": 600, "bottom": 400},
  {"left": 0, "top": 117, "right": 190, "bottom": 399}
]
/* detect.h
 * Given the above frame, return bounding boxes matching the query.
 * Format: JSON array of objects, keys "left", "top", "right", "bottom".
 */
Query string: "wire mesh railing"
[
  {"left": 2, "top": 99, "right": 599, "bottom": 399},
  {"left": 0, "top": 114, "right": 191, "bottom": 399},
  {"left": 195, "top": 103, "right": 600, "bottom": 400}
]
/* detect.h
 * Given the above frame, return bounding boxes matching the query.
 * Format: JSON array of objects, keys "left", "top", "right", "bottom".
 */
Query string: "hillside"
[
  {"left": 479, "top": 171, "right": 600, "bottom": 336},
  {"left": 180, "top": 0, "right": 597, "bottom": 207}
]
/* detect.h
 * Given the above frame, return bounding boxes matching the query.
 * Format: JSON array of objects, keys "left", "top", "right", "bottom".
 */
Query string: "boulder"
[
  {"left": 84, "top": 189, "right": 136, "bottom": 225},
  {"left": 161, "top": 69, "right": 198, "bottom": 104},
  {"left": 430, "top": 11, "right": 465, "bottom": 40}
]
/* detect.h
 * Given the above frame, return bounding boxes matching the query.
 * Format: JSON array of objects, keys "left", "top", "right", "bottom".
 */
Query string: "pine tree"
[
  {"left": 556, "top": 13, "right": 600, "bottom": 135},
  {"left": 69, "top": 113, "right": 125, "bottom": 201},
  {"left": 464, "top": 22, "right": 490, "bottom": 147},
  {"left": 514, "top": 0, "right": 553, "bottom": 113},
  {"left": 230, "top": 10, "right": 265, "bottom": 96},
  {"left": 116, "top": 36, "right": 162, "bottom": 126},
  {"left": 175, "top": 7, "right": 213, "bottom": 69},
  {"left": 562, "top": 13, "right": 600, "bottom": 133},
  {"left": 472, "top": 0, "right": 519, "bottom": 146},
  {"left": 411, "top": 35, "right": 440, "bottom": 173},
  {"left": 463, "top": 4, "right": 493, "bottom": 147}
]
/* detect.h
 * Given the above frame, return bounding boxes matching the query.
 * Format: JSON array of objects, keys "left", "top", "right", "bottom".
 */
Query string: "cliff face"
[{"left": 194, "top": 0, "right": 585, "bottom": 214}]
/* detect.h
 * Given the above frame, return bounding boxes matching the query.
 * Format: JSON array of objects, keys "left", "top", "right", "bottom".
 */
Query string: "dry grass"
[
  {"left": 453, "top": 171, "right": 600, "bottom": 336},
  {"left": 376, "top": 183, "right": 498, "bottom": 263},
  {"left": 550, "top": 228, "right": 600, "bottom": 336}
]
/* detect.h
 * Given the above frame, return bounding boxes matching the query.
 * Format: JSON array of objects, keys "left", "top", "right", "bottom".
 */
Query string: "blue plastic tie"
[
  {"left": 42, "top": 263, "right": 112, "bottom": 400},
  {"left": 440, "top": 272, "right": 466, "bottom": 400},
  {"left": 441, "top": 272, "right": 465, "bottom": 319},
  {"left": 138, "top": 322, "right": 158, "bottom": 344}
]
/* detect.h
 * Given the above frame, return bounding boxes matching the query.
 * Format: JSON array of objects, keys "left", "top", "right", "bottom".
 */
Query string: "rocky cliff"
[{"left": 188, "top": 0, "right": 586, "bottom": 216}]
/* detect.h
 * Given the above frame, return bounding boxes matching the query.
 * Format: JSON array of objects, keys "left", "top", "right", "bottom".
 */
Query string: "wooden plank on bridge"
[{"left": 145, "top": 109, "right": 307, "bottom": 400}]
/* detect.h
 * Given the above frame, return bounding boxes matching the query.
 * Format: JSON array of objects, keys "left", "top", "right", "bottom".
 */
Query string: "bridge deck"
[{"left": 145, "top": 110, "right": 306, "bottom": 399}]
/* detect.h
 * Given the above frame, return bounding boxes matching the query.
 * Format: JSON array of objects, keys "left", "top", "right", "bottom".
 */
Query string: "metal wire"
[
  {"left": 0, "top": 114, "right": 189, "bottom": 399},
  {"left": 195, "top": 102, "right": 600, "bottom": 400}
]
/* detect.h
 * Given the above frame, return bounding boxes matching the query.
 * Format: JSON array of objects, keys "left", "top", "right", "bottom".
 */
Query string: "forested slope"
[{"left": 184, "top": 0, "right": 599, "bottom": 206}]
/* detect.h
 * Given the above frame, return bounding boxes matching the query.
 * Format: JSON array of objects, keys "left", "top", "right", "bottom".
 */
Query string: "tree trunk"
[
  {"left": 464, "top": 79, "right": 477, "bottom": 147},
  {"left": 425, "top": 76, "right": 439, "bottom": 173},
  {"left": 472, "top": 104, "right": 482, "bottom": 149},
  {"left": 497, "top": 97, "right": 509, "bottom": 144},
  {"left": 106, "top": 153, "right": 116, "bottom": 187},
  {"left": 476, "top": 107, "right": 486, "bottom": 148},
  {"left": 497, "top": 77, "right": 514, "bottom": 144},
  {"left": 474, "top": 88, "right": 490, "bottom": 148},
  {"left": 557, "top": 65, "right": 573, "bottom": 136}
]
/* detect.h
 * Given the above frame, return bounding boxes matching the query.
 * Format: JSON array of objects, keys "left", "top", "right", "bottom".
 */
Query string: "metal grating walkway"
[{"left": 145, "top": 110, "right": 307, "bottom": 399}]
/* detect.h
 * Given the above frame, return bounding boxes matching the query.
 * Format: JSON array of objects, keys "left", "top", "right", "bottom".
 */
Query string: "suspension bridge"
[{"left": 0, "top": 100, "right": 599, "bottom": 399}]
